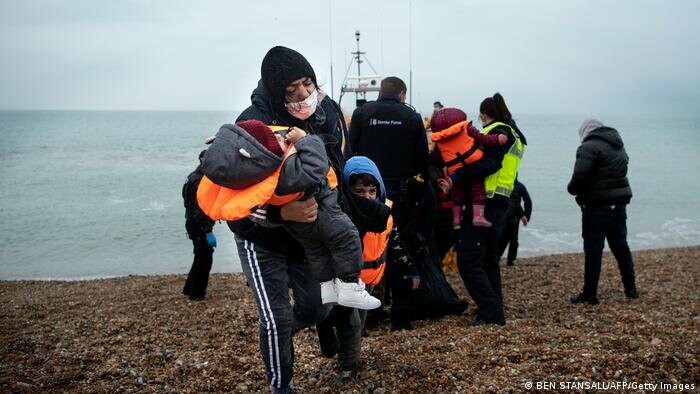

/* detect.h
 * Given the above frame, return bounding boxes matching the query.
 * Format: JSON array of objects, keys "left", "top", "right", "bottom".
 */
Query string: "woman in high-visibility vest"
[{"left": 453, "top": 93, "right": 525, "bottom": 327}]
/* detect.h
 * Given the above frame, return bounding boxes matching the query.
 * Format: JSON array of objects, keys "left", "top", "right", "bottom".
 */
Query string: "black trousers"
[
  {"left": 235, "top": 236, "right": 330, "bottom": 392},
  {"left": 183, "top": 236, "right": 214, "bottom": 298},
  {"left": 498, "top": 217, "right": 520, "bottom": 263},
  {"left": 316, "top": 305, "right": 362, "bottom": 371},
  {"left": 386, "top": 260, "right": 415, "bottom": 326},
  {"left": 581, "top": 204, "right": 637, "bottom": 297},
  {"left": 457, "top": 196, "right": 509, "bottom": 324}
]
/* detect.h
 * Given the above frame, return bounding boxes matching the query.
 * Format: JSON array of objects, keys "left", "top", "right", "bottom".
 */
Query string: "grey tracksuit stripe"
[{"left": 244, "top": 240, "right": 282, "bottom": 389}]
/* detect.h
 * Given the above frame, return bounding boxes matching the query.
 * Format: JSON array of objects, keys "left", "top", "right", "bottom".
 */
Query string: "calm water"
[{"left": 0, "top": 111, "right": 698, "bottom": 280}]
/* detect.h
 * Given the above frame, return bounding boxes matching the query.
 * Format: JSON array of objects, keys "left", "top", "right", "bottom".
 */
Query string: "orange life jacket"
[
  {"left": 359, "top": 200, "right": 393, "bottom": 286},
  {"left": 196, "top": 144, "right": 338, "bottom": 221},
  {"left": 429, "top": 120, "right": 483, "bottom": 176}
]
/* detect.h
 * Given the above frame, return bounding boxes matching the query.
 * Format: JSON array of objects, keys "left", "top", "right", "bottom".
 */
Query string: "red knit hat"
[
  {"left": 236, "top": 120, "right": 285, "bottom": 157},
  {"left": 431, "top": 108, "right": 467, "bottom": 133}
]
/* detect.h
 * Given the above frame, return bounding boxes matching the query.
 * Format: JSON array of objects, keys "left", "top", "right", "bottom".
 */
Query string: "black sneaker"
[
  {"left": 625, "top": 289, "right": 639, "bottom": 299},
  {"left": 390, "top": 321, "right": 413, "bottom": 331},
  {"left": 570, "top": 293, "right": 599, "bottom": 305},
  {"left": 506, "top": 260, "right": 515, "bottom": 266},
  {"left": 188, "top": 294, "right": 206, "bottom": 301},
  {"left": 336, "top": 369, "right": 358, "bottom": 384},
  {"left": 471, "top": 317, "right": 505, "bottom": 326}
]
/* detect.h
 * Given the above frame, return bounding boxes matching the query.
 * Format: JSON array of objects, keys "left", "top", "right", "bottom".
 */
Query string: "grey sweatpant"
[
  {"left": 235, "top": 235, "right": 331, "bottom": 393},
  {"left": 284, "top": 189, "right": 363, "bottom": 282}
]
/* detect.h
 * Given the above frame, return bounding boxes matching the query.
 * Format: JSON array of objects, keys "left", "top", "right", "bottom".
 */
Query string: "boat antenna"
[
  {"left": 354, "top": 30, "right": 365, "bottom": 105},
  {"left": 408, "top": 0, "right": 413, "bottom": 105},
  {"left": 328, "top": 2, "right": 335, "bottom": 100}
]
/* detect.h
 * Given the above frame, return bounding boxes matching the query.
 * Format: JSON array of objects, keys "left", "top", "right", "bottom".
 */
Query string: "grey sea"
[{"left": 1, "top": 111, "right": 698, "bottom": 280}]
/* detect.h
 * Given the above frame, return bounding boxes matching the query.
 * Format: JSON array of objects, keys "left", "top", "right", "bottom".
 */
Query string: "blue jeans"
[
  {"left": 581, "top": 204, "right": 637, "bottom": 297},
  {"left": 235, "top": 235, "right": 331, "bottom": 393}
]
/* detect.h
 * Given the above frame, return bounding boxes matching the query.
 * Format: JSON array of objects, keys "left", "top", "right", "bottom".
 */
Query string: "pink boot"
[
  {"left": 472, "top": 203, "right": 492, "bottom": 227},
  {"left": 452, "top": 205, "right": 462, "bottom": 229}
]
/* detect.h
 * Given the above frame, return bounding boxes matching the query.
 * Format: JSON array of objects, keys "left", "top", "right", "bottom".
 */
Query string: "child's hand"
[
  {"left": 436, "top": 178, "right": 452, "bottom": 194},
  {"left": 286, "top": 127, "right": 307, "bottom": 144},
  {"left": 497, "top": 134, "right": 508, "bottom": 145}
]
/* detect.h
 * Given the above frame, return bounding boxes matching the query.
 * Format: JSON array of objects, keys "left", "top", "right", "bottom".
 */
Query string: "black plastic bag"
[{"left": 413, "top": 250, "right": 468, "bottom": 320}]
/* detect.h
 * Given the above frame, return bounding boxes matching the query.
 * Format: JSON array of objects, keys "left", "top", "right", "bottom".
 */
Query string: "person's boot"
[
  {"left": 452, "top": 205, "right": 463, "bottom": 229},
  {"left": 320, "top": 279, "right": 338, "bottom": 305},
  {"left": 336, "top": 369, "right": 358, "bottom": 384},
  {"left": 570, "top": 293, "right": 599, "bottom": 305},
  {"left": 336, "top": 278, "right": 381, "bottom": 310},
  {"left": 390, "top": 320, "right": 414, "bottom": 331},
  {"left": 472, "top": 203, "right": 492, "bottom": 227},
  {"left": 625, "top": 288, "right": 639, "bottom": 299}
]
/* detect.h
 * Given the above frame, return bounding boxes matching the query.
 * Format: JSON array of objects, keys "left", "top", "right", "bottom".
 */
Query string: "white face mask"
[{"left": 285, "top": 89, "right": 318, "bottom": 120}]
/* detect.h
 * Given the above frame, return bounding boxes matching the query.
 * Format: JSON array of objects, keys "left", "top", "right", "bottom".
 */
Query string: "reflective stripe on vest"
[
  {"left": 482, "top": 122, "right": 524, "bottom": 198},
  {"left": 359, "top": 200, "right": 393, "bottom": 286},
  {"left": 430, "top": 120, "right": 483, "bottom": 176}
]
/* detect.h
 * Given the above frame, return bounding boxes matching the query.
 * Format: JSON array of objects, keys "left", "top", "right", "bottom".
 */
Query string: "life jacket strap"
[
  {"left": 363, "top": 254, "right": 386, "bottom": 270},
  {"left": 444, "top": 144, "right": 481, "bottom": 168}
]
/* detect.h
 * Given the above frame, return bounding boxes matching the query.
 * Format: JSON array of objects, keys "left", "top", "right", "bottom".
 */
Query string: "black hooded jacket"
[
  {"left": 567, "top": 126, "right": 632, "bottom": 206},
  {"left": 348, "top": 95, "right": 428, "bottom": 182},
  {"left": 183, "top": 165, "right": 215, "bottom": 239},
  {"left": 228, "top": 81, "right": 349, "bottom": 258}
]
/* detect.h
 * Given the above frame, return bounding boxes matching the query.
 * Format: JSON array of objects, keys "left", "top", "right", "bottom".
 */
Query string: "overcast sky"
[{"left": 1, "top": 0, "right": 698, "bottom": 116}]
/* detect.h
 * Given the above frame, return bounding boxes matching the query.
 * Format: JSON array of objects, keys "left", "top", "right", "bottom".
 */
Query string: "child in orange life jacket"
[
  {"left": 234, "top": 120, "right": 381, "bottom": 310},
  {"left": 430, "top": 108, "right": 508, "bottom": 227},
  {"left": 343, "top": 156, "right": 420, "bottom": 331}
]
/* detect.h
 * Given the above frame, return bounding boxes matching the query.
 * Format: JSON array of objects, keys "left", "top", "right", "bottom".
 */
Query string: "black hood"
[
  {"left": 584, "top": 126, "right": 624, "bottom": 149},
  {"left": 260, "top": 46, "right": 317, "bottom": 110}
]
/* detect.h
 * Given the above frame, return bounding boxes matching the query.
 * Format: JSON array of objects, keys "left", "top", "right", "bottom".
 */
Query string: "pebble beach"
[{"left": 1, "top": 246, "right": 698, "bottom": 392}]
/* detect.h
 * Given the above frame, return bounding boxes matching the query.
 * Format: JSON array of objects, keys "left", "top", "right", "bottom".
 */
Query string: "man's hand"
[
  {"left": 286, "top": 127, "right": 307, "bottom": 144},
  {"left": 280, "top": 198, "right": 318, "bottom": 223},
  {"left": 521, "top": 216, "right": 529, "bottom": 226}
]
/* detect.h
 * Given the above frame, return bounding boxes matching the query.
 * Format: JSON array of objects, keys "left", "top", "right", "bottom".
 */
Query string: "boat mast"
[
  {"left": 328, "top": 2, "right": 334, "bottom": 100},
  {"left": 353, "top": 30, "right": 366, "bottom": 105},
  {"left": 339, "top": 30, "right": 380, "bottom": 108}
]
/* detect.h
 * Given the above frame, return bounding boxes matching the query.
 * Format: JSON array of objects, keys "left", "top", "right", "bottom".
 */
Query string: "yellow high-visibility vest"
[{"left": 482, "top": 122, "right": 524, "bottom": 198}]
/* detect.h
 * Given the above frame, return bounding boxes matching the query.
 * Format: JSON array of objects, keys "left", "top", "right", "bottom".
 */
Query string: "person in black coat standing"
[
  {"left": 498, "top": 180, "right": 532, "bottom": 266},
  {"left": 182, "top": 150, "right": 216, "bottom": 301},
  {"left": 567, "top": 118, "right": 639, "bottom": 305}
]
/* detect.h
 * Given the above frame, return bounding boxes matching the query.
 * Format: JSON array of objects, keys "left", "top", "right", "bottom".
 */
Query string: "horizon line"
[{"left": 0, "top": 109, "right": 691, "bottom": 119}]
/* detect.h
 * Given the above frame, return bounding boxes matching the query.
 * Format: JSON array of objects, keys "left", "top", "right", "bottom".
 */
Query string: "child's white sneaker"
[
  {"left": 320, "top": 279, "right": 338, "bottom": 305},
  {"left": 335, "top": 278, "right": 381, "bottom": 310}
]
